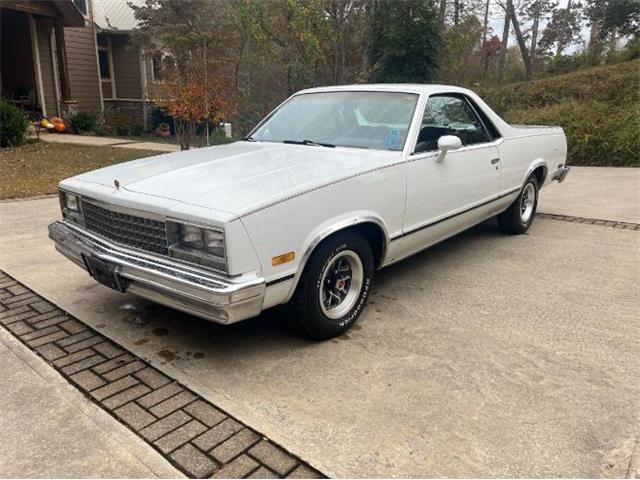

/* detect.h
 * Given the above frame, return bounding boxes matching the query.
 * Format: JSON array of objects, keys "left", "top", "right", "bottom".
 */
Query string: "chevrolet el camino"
[{"left": 49, "top": 85, "right": 569, "bottom": 339}]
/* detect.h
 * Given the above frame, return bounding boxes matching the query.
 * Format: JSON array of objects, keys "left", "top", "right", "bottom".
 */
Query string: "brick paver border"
[
  {"left": 538, "top": 212, "right": 640, "bottom": 230},
  {"left": 0, "top": 270, "right": 324, "bottom": 479}
]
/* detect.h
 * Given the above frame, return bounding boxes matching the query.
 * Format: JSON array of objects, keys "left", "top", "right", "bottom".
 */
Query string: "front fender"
[{"left": 282, "top": 211, "right": 390, "bottom": 302}]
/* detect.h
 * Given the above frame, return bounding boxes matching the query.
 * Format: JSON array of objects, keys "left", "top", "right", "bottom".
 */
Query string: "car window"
[
  {"left": 414, "top": 95, "right": 490, "bottom": 153},
  {"left": 251, "top": 91, "right": 418, "bottom": 151}
]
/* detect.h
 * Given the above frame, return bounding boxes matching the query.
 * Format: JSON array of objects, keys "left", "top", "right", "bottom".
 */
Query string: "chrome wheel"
[
  {"left": 520, "top": 183, "right": 536, "bottom": 223},
  {"left": 319, "top": 250, "right": 363, "bottom": 320}
]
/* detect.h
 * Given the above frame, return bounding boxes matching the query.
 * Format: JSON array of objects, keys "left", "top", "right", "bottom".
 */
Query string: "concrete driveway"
[{"left": 1, "top": 167, "right": 638, "bottom": 477}]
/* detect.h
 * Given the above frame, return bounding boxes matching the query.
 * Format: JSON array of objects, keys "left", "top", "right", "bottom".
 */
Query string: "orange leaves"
[{"left": 154, "top": 68, "right": 235, "bottom": 125}]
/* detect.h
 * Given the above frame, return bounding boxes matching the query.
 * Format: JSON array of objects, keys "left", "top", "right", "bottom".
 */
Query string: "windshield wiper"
[{"left": 282, "top": 139, "right": 336, "bottom": 148}]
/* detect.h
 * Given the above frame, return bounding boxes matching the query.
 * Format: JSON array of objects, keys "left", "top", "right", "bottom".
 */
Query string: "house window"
[
  {"left": 98, "top": 50, "right": 111, "bottom": 79},
  {"left": 151, "top": 54, "right": 163, "bottom": 82},
  {"left": 73, "top": 0, "right": 87, "bottom": 16}
]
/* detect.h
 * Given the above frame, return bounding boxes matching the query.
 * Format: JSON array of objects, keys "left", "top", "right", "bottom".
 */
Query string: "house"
[{"left": 0, "top": 0, "right": 154, "bottom": 129}]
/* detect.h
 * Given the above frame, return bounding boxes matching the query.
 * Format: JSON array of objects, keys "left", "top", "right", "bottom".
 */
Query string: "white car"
[{"left": 50, "top": 85, "right": 569, "bottom": 339}]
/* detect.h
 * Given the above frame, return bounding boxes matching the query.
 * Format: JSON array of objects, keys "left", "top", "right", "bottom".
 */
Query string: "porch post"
[{"left": 54, "top": 17, "right": 77, "bottom": 117}]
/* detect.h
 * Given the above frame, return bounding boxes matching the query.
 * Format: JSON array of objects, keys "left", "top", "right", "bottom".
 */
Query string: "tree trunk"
[
  {"left": 556, "top": 0, "right": 572, "bottom": 56},
  {"left": 509, "top": 4, "right": 532, "bottom": 80},
  {"left": 481, "top": 0, "right": 490, "bottom": 72},
  {"left": 529, "top": 0, "right": 541, "bottom": 76},
  {"left": 587, "top": 17, "right": 603, "bottom": 65},
  {"left": 438, "top": 0, "right": 447, "bottom": 26},
  {"left": 454, "top": 0, "right": 460, "bottom": 26},
  {"left": 498, "top": 0, "right": 512, "bottom": 83}
]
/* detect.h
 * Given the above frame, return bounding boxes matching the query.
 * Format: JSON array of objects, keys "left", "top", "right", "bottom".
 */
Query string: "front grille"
[{"left": 82, "top": 201, "right": 169, "bottom": 255}]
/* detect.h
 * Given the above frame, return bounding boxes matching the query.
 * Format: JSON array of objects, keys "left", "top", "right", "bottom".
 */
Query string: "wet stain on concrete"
[
  {"left": 193, "top": 352, "right": 204, "bottom": 359},
  {"left": 134, "top": 338, "right": 149, "bottom": 345},
  {"left": 152, "top": 327, "right": 169, "bottom": 336},
  {"left": 158, "top": 349, "right": 176, "bottom": 362},
  {"left": 95, "top": 324, "right": 106, "bottom": 329}
]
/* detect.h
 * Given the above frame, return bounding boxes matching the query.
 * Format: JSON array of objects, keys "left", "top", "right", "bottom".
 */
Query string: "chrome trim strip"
[
  {"left": 82, "top": 197, "right": 167, "bottom": 221},
  {"left": 394, "top": 187, "right": 521, "bottom": 241}
]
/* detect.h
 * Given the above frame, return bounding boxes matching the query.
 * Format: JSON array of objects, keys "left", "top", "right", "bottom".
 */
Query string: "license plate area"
[{"left": 82, "top": 255, "right": 128, "bottom": 293}]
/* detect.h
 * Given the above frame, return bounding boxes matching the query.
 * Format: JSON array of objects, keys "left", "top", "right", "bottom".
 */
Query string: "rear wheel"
[
  {"left": 289, "top": 232, "right": 374, "bottom": 340},
  {"left": 498, "top": 175, "right": 539, "bottom": 234}
]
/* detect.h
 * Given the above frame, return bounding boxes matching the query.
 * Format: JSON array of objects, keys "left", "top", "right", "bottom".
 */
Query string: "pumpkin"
[{"left": 51, "top": 117, "right": 66, "bottom": 133}]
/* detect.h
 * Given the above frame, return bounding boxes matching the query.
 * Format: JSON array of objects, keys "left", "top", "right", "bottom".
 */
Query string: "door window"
[{"left": 415, "top": 95, "right": 491, "bottom": 153}]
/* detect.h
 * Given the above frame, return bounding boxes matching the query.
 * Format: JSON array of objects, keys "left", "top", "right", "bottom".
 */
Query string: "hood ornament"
[{"left": 114, "top": 179, "right": 120, "bottom": 190}]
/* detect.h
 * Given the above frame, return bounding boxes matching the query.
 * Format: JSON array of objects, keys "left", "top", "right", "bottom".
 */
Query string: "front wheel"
[
  {"left": 290, "top": 232, "right": 374, "bottom": 340},
  {"left": 498, "top": 175, "right": 539, "bottom": 234}
]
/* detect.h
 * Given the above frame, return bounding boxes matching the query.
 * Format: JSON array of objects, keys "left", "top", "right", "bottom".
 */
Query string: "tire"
[
  {"left": 289, "top": 232, "right": 374, "bottom": 340},
  {"left": 498, "top": 175, "right": 539, "bottom": 234}
]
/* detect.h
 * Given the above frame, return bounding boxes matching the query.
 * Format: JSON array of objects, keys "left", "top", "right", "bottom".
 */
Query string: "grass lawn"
[{"left": 0, "top": 141, "right": 158, "bottom": 200}]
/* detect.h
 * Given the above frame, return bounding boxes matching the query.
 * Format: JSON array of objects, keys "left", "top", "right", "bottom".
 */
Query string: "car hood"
[{"left": 70, "top": 141, "right": 400, "bottom": 216}]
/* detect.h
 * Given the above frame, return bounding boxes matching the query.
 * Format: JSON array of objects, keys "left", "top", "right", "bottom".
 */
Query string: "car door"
[{"left": 401, "top": 93, "right": 501, "bottom": 246}]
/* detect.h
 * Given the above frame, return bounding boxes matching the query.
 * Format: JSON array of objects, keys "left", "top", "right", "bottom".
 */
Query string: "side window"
[{"left": 414, "top": 95, "right": 490, "bottom": 153}]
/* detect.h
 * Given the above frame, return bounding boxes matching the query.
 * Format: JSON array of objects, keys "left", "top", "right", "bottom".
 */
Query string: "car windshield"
[{"left": 250, "top": 91, "right": 419, "bottom": 151}]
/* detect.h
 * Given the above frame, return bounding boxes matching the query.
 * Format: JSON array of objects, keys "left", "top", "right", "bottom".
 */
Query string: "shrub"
[
  {"left": 69, "top": 112, "right": 98, "bottom": 134},
  {"left": 0, "top": 99, "right": 29, "bottom": 148},
  {"left": 479, "top": 60, "right": 640, "bottom": 113},
  {"left": 105, "top": 112, "right": 141, "bottom": 137},
  {"left": 504, "top": 100, "right": 640, "bottom": 167},
  {"left": 478, "top": 60, "right": 640, "bottom": 167}
]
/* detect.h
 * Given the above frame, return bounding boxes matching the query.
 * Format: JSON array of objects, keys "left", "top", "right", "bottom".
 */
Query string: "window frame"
[{"left": 411, "top": 92, "right": 499, "bottom": 154}]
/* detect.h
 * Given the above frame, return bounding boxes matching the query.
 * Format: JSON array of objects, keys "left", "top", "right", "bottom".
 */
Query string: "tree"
[
  {"left": 497, "top": 0, "right": 513, "bottom": 82},
  {"left": 520, "top": 0, "right": 558, "bottom": 75},
  {"left": 366, "top": 0, "right": 441, "bottom": 83},
  {"left": 585, "top": 0, "right": 640, "bottom": 39},
  {"left": 538, "top": 0, "right": 584, "bottom": 57},
  {"left": 324, "top": 0, "right": 367, "bottom": 84},
  {"left": 584, "top": 0, "right": 640, "bottom": 64},
  {"left": 439, "top": 15, "right": 484, "bottom": 83},
  {"left": 154, "top": 68, "right": 234, "bottom": 150},
  {"left": 130, "top": 0, "right": 236, "bottom": 148}
]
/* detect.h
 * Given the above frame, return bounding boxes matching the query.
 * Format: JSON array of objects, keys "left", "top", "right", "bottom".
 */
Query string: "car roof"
[{"left": 297, "top": 83, "right": 475, "bottom": 96}]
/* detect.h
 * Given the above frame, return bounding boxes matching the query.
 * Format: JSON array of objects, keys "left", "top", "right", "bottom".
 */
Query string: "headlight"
[
  {"left": 63, "top": 191, "right": 79, "bottom": 211},
  {"left": 204, "top": 229, "right": 225, "bottom": 257},
  {"left": 59, "top": 190, "right": 83, "bottom": 224},
  {"left": 178, "top": 224, "right": 204, "bottom": 249},
  {"left": 169, "top": 222, "right": 227, "bottom": 272}
]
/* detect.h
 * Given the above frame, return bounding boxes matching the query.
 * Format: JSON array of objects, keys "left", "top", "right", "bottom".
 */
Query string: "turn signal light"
[{"left": 272, "top": 252, "right": 295, "bottom": 266}]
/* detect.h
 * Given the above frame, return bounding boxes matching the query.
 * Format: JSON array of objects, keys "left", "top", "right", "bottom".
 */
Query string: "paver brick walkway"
[{"left": 0, "top": 270, "right": 323, "bottom": 479}]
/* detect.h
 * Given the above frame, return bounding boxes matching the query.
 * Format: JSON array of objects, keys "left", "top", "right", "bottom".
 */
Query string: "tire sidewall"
[{"left": 304, "top": 234, "right": 374, "bottom": 337}]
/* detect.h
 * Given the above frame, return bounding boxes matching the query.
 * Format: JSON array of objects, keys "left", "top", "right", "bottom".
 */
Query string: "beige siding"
[
  {"left": 111, "top": 35, "right": 142, "bottom": 99},
  {"left": 64, "top": 26, "right": 101, "bottom": 112},
  {"left": 36, "top": 22, "right": 58, "bottom": 116}
]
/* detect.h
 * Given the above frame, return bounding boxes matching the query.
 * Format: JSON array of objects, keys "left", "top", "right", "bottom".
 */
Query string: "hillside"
[{"left": 479, "top": 61, "right": 640, "bottom": 167}]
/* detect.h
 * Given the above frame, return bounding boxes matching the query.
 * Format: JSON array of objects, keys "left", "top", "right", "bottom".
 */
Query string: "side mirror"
[{"left": 436, "top": 135, "right": 462, "bottom": 162}]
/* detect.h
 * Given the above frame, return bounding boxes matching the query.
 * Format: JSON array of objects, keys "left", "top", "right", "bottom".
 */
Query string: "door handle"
[{"left": 491, "top": 158, "right": 500, "bottom": 165}]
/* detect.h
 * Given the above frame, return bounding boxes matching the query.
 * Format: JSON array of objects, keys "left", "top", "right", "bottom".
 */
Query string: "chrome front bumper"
[{"left": 48, "top": 221, "right": 265, "bottom": 324}]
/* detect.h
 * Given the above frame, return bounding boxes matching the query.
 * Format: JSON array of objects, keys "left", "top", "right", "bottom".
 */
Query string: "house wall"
[
  {"left": 111, "top": 35, "right": 142, "bottom": 99},
  {"left": 35, "top": 21, "right": 58, "bottom": 116},
  {"left": 64, "top": 26, "right": 101, "bottom": 112}
]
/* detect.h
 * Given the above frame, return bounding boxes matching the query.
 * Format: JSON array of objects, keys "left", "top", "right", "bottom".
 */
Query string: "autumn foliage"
[{"left": 153, "top": 67, "right": 235, "bottom": 150}]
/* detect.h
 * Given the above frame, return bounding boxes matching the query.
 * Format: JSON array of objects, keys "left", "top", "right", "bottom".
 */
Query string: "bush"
[
  {"left": 504, "top": 100, "right": 640, "bottom": 167},
  {"left": 479, "top": 60, "right": 639, "bottom": 113},
  {"left": 69, "top": 112, "right": 99, "bottom": 134},
  {"left": 478, "top": 60, "right": 640, "bottom": 167},
  {"left": 105, "top": 112, "right": 142, "bottom": 137},
  {"left": 0, "top": 99, "right": 29, "bottom": 148}
]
